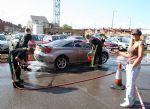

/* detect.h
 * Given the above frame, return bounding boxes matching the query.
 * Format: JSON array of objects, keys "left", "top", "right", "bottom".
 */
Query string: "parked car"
[
  {"left": 11, "top": 33, "right": 23, "bottom": 48},
  {"left": 28, "top": 34, "right": 46, "bottom": 48},
  {"left": 103, "top": 40, "right": 119, "bottom": 49},
  {"left": 145, "top": 36, "right": 150, "bottom": 45},
  {"left": 43, "top": 34, "right": 68, "bottom": 43},
  {"left": 107, "top": 36, "right": 130, "bottom": 50},
  {"left": 34, "top": 39, "right": 109, "bottom": 70},
  {"left": 0, "top": 34, "right": 9, "bottom": 54}
]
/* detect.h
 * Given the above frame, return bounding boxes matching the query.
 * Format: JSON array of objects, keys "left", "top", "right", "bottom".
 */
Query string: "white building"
[{"left": 27, "top": 15, "right": 49, "bottom": 34}]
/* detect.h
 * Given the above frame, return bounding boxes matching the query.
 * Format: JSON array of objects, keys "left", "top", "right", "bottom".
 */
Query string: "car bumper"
[{"left": 34, "top": 52, "right": 55, "bottom": 64}]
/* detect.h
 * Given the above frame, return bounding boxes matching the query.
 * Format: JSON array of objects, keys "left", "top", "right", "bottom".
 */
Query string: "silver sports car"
[{"left": 34, "top": 39, "right": 109, "bottom": 70}]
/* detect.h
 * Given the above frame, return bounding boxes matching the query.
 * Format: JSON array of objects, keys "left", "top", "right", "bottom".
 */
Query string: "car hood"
[{"left": 118, "top": 42, "right": 129, "bottom": 46}]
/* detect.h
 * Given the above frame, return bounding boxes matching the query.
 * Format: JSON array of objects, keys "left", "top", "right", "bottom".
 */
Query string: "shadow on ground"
[{"left": 23, "top": 82, "right": 78, "bottom": 94}]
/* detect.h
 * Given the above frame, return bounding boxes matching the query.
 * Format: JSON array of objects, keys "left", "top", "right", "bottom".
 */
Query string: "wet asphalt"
[{"left": 0, "top": 53, "right": 150, "bottom": 109}]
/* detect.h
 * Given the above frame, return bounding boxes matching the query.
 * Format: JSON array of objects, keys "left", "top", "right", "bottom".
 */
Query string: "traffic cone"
[{"left": 110, "top": 63, "right": 125, "bottom": 90}]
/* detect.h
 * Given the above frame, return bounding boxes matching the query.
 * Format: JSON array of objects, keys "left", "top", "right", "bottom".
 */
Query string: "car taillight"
[{"left": 43, "top": 47, "right": 52, "bottom": 53}]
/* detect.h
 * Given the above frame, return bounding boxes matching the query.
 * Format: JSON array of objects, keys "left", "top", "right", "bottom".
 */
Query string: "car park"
[
  {"left": 34, "top": 39, "right": 109, "bottom": 70},
  {"left": 0, "top": 34, "right": 9, "bottom": 54}
]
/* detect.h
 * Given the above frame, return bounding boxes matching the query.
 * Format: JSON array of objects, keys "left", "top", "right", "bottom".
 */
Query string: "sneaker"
[
  {"left": 124, "top": 98, "right": 127, "bottom": 101},
  {"left": 17, "top": 84, "right": 24, "bottom": 88},
  {"left": 18, "top": 79, "right": 24, "bottom": 83},
  {"left": 13, "top": 82, "right": 24, "bottom": 88},
  {"left": 120, "top": 102, "right": 134, "bottom": 108}
]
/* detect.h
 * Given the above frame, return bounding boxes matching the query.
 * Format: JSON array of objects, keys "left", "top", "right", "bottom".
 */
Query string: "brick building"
[{"left": 0, "top": 19, "right": 24, "bottom": 33}]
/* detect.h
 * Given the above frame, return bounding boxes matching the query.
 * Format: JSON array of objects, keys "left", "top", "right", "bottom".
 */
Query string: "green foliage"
[{"left": 62, "top": 24, "right": 72, "bottom": 29}]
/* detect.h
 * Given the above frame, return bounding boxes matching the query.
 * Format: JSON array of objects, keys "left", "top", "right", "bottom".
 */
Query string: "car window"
[
  {"left": 81, "top": 43, "right": 92, "bottom": 49},
  {"left": 63, "top": 42, "right": 75, "bottom": 47},
  {"left": 0, "top": 35, "right": 6, "bottom": 41},
  {"left": 52, "top": 36, "right": 59, "bottom": 41},
  {"left": 121, "top": 37, "right": 130, "bottom": 43},
  {"left": 47, "top": 39, "right": 68, "bottom": 47},
  {"left": 44, "top": 35, "right": 52, "bottom": 41},
  {"left": 32, "top": 35, "right": 43, "bottom": 41}
]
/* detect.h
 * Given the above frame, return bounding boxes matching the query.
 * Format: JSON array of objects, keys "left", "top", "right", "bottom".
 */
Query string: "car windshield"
[
  {"left": 14, "top": 34, "right": 22, "bottom": 39},
  {"left": 120, "top": 37, "right": 130, "bottom": 43},
  {"left": 0, "top": 35, "right": 6, "bottom": 41},
  {"left": 32, "top": 35, "right": 43, "bottom": 41},
  {"left": 47, "top": 39, "right": 68, "bottom": 47}
]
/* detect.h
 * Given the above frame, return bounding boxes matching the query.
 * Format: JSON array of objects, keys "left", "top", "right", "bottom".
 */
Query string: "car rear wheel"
[{"left": 54, "top": 56, "right": 68, "bottom": 70}]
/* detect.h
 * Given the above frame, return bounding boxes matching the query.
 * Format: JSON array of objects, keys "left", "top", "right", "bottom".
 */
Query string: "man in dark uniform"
[
  {"left": 8, "top": 48, "right": 33, "bottom": 88},
  {"left": 86, "top": 34, "right": 105, "bottom": 68},
  {"left": 19, "top": 28, "right": 34, "bottom": 71}
]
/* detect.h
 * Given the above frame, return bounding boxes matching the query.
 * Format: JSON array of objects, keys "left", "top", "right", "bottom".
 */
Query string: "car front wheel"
[{"left": 101, "top": 52, "right": 109, "bottom": 64}]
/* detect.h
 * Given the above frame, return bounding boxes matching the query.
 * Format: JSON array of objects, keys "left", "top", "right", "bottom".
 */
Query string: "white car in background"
[
  {"left": 0, "top": 34, "right": 9, "bottom": 54},
  {"left": 108, "top": 36, "right": 130, "bottom": 50},
  {"left": 11, "top": 33, "right": 23, "bottom": 47},
  {"left": 145, "top": 36, "right": 150, "bottom": 45}
]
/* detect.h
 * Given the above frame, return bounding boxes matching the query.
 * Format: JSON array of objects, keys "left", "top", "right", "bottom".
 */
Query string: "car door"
[
  {"left": 78, "top": 43, "right": 91, "bottom": 62},
  {"left": 63, "top": 41, "right": 80, "bottom": 63}
]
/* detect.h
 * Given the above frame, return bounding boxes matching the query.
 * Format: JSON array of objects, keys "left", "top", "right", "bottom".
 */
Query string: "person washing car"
[
  {"left": 8, "top": 47, "right": 34, "bottom": 88},
  {"left": 19, "top": 28, "right": 35, "bottom": 71},
  {"left": 86, "top": 34, "right": 105, "bottom": 69}
]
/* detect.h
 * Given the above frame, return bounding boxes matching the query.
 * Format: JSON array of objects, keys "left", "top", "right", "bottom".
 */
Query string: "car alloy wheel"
[{"left": 55, "top": 56, "right": 68, "bottom": 70}]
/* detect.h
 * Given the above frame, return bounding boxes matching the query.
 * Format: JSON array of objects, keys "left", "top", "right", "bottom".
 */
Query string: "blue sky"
[{"left": 0, "top": 0, "right": 150, "bottom": 29}]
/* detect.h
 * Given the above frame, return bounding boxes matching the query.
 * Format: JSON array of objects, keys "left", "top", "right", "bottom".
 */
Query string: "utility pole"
[
  {"left": 53, "top": 0, "right": 60, "bottom": 27},
  {"left": 129, "top": 17, "right": 131, "bottom": 29},
  {"left": 111, "top": 10, "right": 117, "bottom": 29},
  {"left": 111, "top": 10, "right": 115, "bottom": 28}
]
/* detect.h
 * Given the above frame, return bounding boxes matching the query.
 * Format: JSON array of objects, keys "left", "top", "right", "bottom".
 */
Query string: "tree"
[
  {"left": 18, "top": 24, "right": 22, "bottom": 28},
  {"left": 62, "top": 24, "right": 72, "bottom": 29}
]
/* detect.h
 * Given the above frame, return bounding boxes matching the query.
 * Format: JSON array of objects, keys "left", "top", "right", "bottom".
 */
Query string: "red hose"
[{"left": 13, "top": 69, "right": 115, "bottom": 90}]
